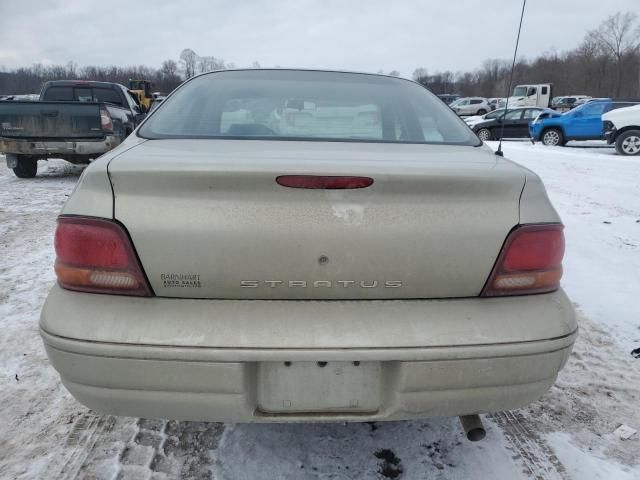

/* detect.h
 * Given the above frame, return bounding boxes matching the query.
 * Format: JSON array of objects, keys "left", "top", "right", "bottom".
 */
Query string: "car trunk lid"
[{"left": 109, "top": 139, "right": 525, "bottom": 299}]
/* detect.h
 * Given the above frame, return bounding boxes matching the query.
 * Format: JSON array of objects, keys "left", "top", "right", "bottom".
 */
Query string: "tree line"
[
  {"left": 413, "top": 12, "right": 640, "bottom": 98},
  {"left": 0, "top": 48, "right": 236, "bottom": 95},
  {"left": 1, "top": 11, "right": 638, "bottom": 98}
]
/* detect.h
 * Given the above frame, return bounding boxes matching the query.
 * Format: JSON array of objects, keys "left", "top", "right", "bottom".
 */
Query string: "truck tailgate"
[{"left": 0, "top": 101, "right": 104, "bottom": 140}]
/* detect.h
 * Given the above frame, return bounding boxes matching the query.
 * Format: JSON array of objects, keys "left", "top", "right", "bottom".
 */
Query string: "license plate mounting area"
[{"left": 257, "top": 361, "right": 381, "bottom": 414}]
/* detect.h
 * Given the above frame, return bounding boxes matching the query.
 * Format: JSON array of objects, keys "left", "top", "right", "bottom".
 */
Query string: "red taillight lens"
[
  {"left": 54, "top": 216, "right": 152, "bottom": 296},
  {"left": 100, "top": 107, "right": 113, "bottom": 131},
  {"left": 276, "top": 175, "right": 373, "bottom": 189},
  {"left": 482, "top": 224, "right": 564, "bottom": 297}
]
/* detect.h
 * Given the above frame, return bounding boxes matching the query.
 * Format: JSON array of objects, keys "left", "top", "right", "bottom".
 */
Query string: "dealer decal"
[{"left": 161, "top": 273, "right": 201, "bottom": 289}]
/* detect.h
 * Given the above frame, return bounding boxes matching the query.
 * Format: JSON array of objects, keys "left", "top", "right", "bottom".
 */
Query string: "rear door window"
[
  {"left": 44, "top": 86, "right": 73, "bottom": 101},
  {"left": 522, "top": 109, "right": 540, "bottom": 119},
  {"left": 504, "top": 110, "right": 524, "bottom": 120}
]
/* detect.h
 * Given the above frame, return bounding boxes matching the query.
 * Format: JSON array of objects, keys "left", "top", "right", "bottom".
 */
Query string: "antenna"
[{"left": 496, "top": 0, "right": 527, "bottom": 157}]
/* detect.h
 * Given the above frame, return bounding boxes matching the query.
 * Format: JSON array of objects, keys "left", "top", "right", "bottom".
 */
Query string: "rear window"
[
  {"left": 44, "top": 86, "right": 73, "bottom": 101},
  {"left": 140, "top": 70, "right": 480, "bottom": 146},
  {"left": 75, "top": 88, "right": 93, "bottom": 102},
  {"left": 94, "top": 88, "right": 123, "bottom": 106},
  {"left": 43, "top": 85, "right": 123, "bottom": 106}
]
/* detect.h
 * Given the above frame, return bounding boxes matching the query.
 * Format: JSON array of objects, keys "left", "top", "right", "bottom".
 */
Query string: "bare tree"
[
  {"left": 412, "top": 67, "right": 428, "bottom": 81},
  {"left": 179, "top": 48, "right": 198, "bottom": 79},
  {"left": 161, "top": 59, "right": 178, "bottom": 77},
  {"left": 197, "top": 55, "right": 226, "bottom": 74},
  {"left": 587, "top": 12, "right": 640, "bottom": 95}
]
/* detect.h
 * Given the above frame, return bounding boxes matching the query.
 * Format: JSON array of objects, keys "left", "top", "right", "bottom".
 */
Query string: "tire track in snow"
[
  {"left": 491, "top": 411, "right": 568, "bottom": 480},
  {"left": 57, "top": 413, "right": 114, "bottom": 479}
]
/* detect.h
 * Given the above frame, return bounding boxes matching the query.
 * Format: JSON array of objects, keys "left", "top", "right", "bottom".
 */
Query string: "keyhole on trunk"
[{"left": 318, "top": 255, "right": 329, "bottom": 265}]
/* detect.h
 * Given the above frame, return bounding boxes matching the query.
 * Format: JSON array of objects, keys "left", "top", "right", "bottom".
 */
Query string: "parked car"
[
  {"left": 0, "top": 80, "right": 147, "bottom": 178},
  {"left": 437, "top": 93, "right": 460, "bottom": 105},
  {"left": 41, "top": 69, "right": 576, "bottom": 429},
  {"left": 464, "top": 108, "right": 503, "bottom": 128},
  {"left": 551, "top": 95, "right": 592, "bottom": 112},
  {"left": 603, "top": 104, "right": 640, "bottom": 156},
  {"left": 473, "top": 107, "right": 544, "bottom": 141},
  {"left": 449, "top": 97, "right": 490, "bottom": 116},
  {"left": 499, "top": 84, "right": 552, "bottom": 109},
  {"left": 529, "top": 98, "right": 640, "bottom": 146},
  {"left": 487, "top": 98, "right": 504, "bottom": 111}
]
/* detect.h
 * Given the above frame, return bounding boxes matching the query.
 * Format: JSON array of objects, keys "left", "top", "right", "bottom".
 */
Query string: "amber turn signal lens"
[
  {"left": 54, "top": 216, "right": 152, "bottom": 297},
  {"left": 482, "top": 224, "right": 564, "bottom": 297}
]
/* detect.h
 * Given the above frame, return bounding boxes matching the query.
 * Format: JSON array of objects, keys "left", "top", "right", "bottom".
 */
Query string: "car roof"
[
  {"left": 43, "top": 80, "right": 124, "bottom": 90},
  {"left": 190, "top": 68, "right": 427, "bottom": 89}
]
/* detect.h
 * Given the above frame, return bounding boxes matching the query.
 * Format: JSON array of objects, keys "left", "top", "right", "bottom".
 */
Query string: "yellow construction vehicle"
[{"left": 128, "top": 79, "right": 154, "bottom": 111}]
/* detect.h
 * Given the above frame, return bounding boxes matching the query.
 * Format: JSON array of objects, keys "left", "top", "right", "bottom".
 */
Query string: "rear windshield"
[
  {"left": 139, "top": 70, "right": 480, "bottom": 146},
  {"left": 43, "top": 85, "right": 124, "bottom": 106}
]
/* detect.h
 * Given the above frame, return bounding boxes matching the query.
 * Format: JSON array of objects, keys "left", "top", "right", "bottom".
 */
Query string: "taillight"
[
  {"left": 100, "top": 107, "right": 113, "bottom": 131},
  {"left": 481, "top": 224, "right": 564, "bottom": 297},
  {"left": 54, "top": 216, "right": 152, "bottom": 297},
  {"left": 276, "top": 175, "right": 373, "bottom": 189}
]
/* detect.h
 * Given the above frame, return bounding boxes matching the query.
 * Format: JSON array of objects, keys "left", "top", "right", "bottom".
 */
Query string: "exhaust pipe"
[{"left": 459, "top": 415, "right": 486, "bottom": 442}]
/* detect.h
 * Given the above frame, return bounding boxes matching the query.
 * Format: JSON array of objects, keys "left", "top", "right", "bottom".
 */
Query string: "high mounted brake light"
[
  {"left": 481, "top": 224, "right": 564, "bottom": 297},
  {"left": 54, "top": 216, "right": 152, "bottom": 296},
  {"left": 276, "top": 175, "right": 373, "bottom": 189}
]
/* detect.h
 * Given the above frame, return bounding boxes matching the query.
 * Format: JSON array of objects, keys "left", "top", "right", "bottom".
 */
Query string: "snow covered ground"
[{"left": 0, "top": 142, "right": 638, "bottom": 479}]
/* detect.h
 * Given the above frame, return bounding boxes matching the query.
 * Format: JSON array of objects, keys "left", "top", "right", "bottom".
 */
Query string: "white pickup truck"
[{"left": 603, "top": 104, "right": 640, "bottom": 156}]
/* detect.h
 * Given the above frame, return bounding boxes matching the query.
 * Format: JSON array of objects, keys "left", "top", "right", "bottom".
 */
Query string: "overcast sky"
[{"left": 0, "top": 0, "right": 637, "bottom": 77}]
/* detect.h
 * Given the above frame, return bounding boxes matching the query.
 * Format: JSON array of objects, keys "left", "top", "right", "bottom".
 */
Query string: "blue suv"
[{"left": 529, "top": 99, "right": 639, "bottom": 146}]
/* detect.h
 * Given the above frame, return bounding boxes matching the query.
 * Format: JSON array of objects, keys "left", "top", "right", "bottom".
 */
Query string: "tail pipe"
[{"left": 459, "top": 415, "right": 486, "bottom": 442}]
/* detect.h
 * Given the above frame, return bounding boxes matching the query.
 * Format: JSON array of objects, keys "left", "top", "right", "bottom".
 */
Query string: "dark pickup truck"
[{"left": 0, "top": 80, "right": 146, "bottom": 177}]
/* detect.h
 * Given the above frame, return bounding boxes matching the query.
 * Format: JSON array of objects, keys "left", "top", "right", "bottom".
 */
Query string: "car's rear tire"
[
  {"left": 477, "top": 109, "right": 487, "bottom": 115},
  {"left": 477, "top": 128, "right": 492, "bottom": 142},
  {"left": 615, "top": 130, "right": 640, "bottom": 156},
  {"left": 12, "top": 155, "right": 38, "bottom": 178},
  {"left": 542, "top": 128, "right": 564, "bottom": 147}
]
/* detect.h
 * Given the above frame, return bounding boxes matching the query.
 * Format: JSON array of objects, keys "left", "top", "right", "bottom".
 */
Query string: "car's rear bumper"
[
  {"left": 40, "top": 285, "right": 577, "bottom": 422},
  {"left": 1, "top": 135, "right": 119, "bottom": 158}
]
